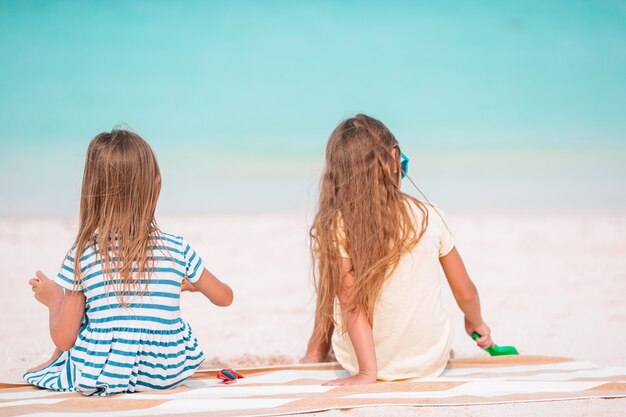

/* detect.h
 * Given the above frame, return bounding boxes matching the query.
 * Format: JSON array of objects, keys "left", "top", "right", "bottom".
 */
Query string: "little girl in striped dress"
[{"left": 24, "top": 130, "right": 233, "bottom": 395}]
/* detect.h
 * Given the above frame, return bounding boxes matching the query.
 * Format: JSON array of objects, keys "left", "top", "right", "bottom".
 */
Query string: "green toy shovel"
[{"left": 471, "top": 332, "right": 519, "bottom": 356}]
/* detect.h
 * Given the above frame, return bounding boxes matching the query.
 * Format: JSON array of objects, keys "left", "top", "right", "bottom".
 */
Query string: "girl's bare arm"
[
  {"left": 50, "top": 291, "right": 86, "bottom": 350},
  {"left": 323, "top": 258, "right": 377, "bottom": 386},
  {"left": 29, "top": 271, "right": 85, "bottom": 351},
  {"left": 187, "top": 268, "right": 233, "bottom": 307},
  {"left": 440, "top": 247, "right": 494, "bottom": 349},
  {"left": 301, "top": 308, "right": 334, "bottom": 363}
]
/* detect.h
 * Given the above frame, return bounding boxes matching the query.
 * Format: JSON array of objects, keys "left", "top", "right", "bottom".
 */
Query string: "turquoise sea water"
[{"left": 1, "top": 1, "right": 625, "bottom": 216}]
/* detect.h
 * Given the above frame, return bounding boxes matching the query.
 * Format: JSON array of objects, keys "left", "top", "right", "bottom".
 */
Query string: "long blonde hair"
[
  {"left": 310, "top": 114, "right": 428, "bottom": 337},
  {"left": 73, "top": 129, "right": 161, "bottom": 305}
]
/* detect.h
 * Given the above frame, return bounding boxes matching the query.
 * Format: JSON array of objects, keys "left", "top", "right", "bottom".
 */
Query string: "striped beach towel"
[{"left": 2, "top": 356, "right": 625, "bottom": 416}]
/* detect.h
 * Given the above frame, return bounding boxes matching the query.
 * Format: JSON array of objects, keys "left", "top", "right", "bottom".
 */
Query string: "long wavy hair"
[
  {"left": 73, "top": 129, "right": 161, "bottom": 305},
  {"left": 310, "top": 114, "right": 429, "bottom": 338}
]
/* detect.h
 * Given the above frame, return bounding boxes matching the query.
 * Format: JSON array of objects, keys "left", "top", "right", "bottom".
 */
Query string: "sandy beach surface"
[{"left": 1, "top": 208, "right": 625, "bottom": 416}]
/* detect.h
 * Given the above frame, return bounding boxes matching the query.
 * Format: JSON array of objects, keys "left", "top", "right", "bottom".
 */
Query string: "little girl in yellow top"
[{"left": 302, "top": 114, "right": 495, "bottom": 385}]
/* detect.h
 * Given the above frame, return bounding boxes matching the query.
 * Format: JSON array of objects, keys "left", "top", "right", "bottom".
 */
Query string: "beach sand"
[{"left": 1, "top": 209, "right": 625, "bottom": 416}]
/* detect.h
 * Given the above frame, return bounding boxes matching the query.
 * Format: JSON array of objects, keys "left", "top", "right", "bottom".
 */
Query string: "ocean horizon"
[{"left": 2, "top": 136, "right": 625, "bottom": 217}]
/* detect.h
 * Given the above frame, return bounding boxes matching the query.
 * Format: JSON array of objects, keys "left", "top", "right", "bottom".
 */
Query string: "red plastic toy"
[{"left": 216, "top": 369, "right": 245, "bottom": 384}]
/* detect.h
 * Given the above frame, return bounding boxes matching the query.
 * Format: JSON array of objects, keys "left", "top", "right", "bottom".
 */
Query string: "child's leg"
[{"left": 27, "top": 347, "right": 63, "bottom": 373}]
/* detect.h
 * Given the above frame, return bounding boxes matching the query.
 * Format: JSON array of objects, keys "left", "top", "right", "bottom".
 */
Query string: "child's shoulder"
[
  {"left": 65, "top": 241, "right": 97, "bottom": 263},
  {"left": 155, "top": 231, "right": 185, "bottom": 245},
  {"left": 66, "top": 232, "right": 197, "bottom": 260},
  {"left": 404, "top": 198, "right": 454, "bottom": 232},
  {"left": 404, "top": 198, "right": 448, "bottom": 217},
  {"left": 153, "top": 231, "right": 196, "bottom": 253}
]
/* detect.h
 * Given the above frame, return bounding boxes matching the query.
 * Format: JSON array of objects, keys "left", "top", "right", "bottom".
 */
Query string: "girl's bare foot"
[{"left": 27, "top": 348, "right": 63, "bottom": 373}]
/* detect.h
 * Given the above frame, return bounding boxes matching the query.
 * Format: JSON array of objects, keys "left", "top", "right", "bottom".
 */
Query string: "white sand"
[{"left": 1, "top": 209, "right": 625, "bottom": 416}]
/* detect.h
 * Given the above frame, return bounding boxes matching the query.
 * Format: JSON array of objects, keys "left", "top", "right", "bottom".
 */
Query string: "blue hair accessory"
[{"left": 400, "top": 152, "right": 409, "bottom": 179}]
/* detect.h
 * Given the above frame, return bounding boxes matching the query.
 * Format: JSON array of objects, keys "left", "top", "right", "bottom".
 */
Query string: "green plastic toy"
[{"left": 471, "top": 332, "right": 519, "bottom": 356}]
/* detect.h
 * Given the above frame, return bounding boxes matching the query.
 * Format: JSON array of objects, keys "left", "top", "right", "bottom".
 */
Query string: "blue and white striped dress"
[{"left": 24, "top": 232, "right": 206, "bottom": 396}]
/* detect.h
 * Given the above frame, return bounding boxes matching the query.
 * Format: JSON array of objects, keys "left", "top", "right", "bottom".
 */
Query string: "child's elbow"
[
  {"left": 225, "top": 289, "right": 234, "bottom": 306},
  {"left": 52, "top": 336, "right": 75, "bottom": 352},
  {"left": 456, "top": 286, "right": 478, "bottom": 304},
  {"left": 216, "top": 287, "right": 234, "bottom": 307},
  {"left": 51, "top": 327, "right": 79, "bottom": 351}
]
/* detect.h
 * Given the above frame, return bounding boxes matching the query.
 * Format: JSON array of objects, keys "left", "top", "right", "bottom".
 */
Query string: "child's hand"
[
  {"left": 323, "top": 372, "right": 376, "bottom": 386},
  {"left": 465, "top": 319, "right": 494, "bottom": 349},
  {"left": 181, "top": 278, "right": 197, "bottom": 292},
  {"left": 28, "top": 271, "right": 63, "bottom": 309}
]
